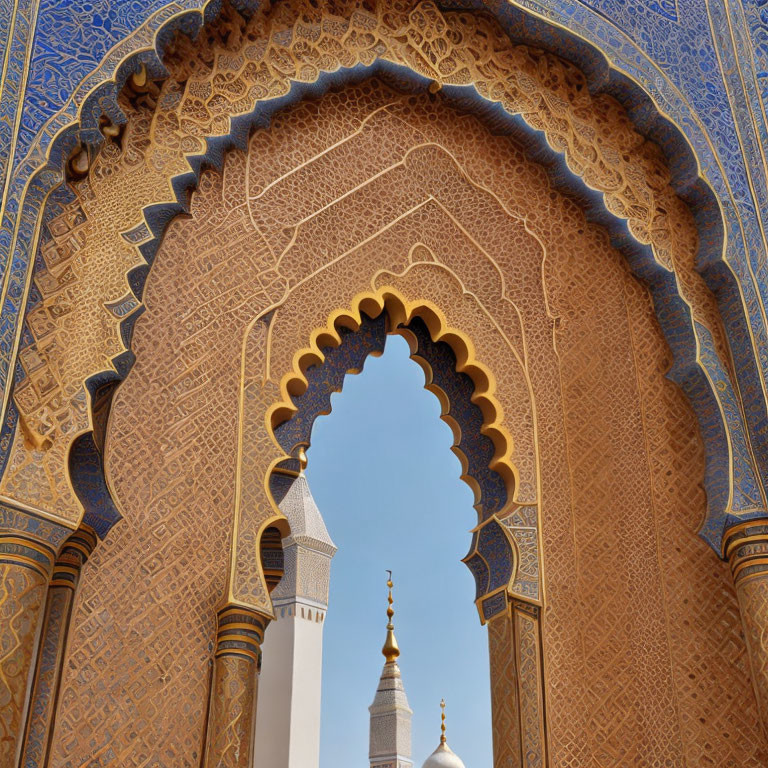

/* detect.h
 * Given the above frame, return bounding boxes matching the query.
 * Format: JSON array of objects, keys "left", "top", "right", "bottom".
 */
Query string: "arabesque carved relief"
[
  {"left": 2, "top": 0, "right": 748, "bottom": 542},
  {"left": 40, "top": 80, "right": 767, "bottom": 766}
]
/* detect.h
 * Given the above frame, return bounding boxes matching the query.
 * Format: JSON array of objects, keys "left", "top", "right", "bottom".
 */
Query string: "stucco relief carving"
[
  {"left": 41, "top": 80, "right": 767, "bottom": 766},
  {"left": 1, "top": 0, "right": 748, "bottom": 546}
]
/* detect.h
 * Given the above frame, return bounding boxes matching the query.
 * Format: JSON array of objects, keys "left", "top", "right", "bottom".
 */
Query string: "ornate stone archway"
[
  {"left": 242, "top": 284, "right": 544, "bottom": 764},
  {"left": 1, "top": 0, "right": 756, "bottom": 541},
  {"left": 22, "top": 77, "right": 762, "bottom": 767},
  {"left": 2, "top": 3, "right": 768, "bottom": 767}
]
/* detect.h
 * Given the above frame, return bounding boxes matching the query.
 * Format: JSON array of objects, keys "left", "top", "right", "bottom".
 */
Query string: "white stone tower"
[
  {"left": 369, "top": 573, "right": 413, "bottom": 768},
  {"left": 253, "top": 463, "right": 337, "bottom": 768}
]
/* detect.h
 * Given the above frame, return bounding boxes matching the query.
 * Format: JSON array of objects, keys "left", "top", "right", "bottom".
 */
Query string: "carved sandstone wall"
[
  {"left": 3, "top": 0, "right": 733, "bottom": 528},
  {"left": 43, "top": 80, "right": 767, "bottom": 767}
]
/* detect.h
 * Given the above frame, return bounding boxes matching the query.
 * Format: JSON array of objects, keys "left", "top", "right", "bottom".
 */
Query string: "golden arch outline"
[
  {"left": 235, "top": 286, "right": 529, "bottom": 621},
  {"left": 265, "top": 289, "right": 520, "bottom": 513}
]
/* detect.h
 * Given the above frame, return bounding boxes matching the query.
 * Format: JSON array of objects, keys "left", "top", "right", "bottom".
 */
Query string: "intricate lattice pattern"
[
  {"left": 47, "top": 80, "right": 766, "bottom": 766},
  {"left": 1, "top": 0, "right": 732, "bottom": 532}
]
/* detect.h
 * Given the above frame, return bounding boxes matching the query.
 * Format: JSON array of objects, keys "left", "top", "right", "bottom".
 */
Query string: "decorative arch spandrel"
[{"left": 0, "top": 0, "right": 758, "bottom": 552}]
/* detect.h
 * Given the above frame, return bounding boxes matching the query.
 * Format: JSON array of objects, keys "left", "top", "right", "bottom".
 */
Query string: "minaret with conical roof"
[
  {"left": 253, "top": 450, "right": 337, "bottom": 768},
  {"left": 369, "top": 573, "right": 413, "bottom": 768}
]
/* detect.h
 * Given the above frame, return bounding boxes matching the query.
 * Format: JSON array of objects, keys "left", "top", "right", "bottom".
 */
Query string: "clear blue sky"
[{"left": 305, "top": 333, "right": 493, "bottom": 768}]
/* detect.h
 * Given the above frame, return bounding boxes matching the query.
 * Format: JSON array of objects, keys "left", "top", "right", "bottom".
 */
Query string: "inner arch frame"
[{"left": 248, "top": 288, "right": 526, "bottom": 623}]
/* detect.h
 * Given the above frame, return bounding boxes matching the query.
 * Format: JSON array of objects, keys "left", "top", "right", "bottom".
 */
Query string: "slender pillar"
[
  {"left": 725, "top": 519, "right": 768, "bottom": 738},
  {"left": 20, "top": 524, "right": 97, "bottom": 767},
  {"left": 0, "top": 506, "right": 69, "bottom": 768},
  {"left": 203, "top": 604, "right": 269, "bottom": 768},
  {"left": 488, "top": 606, "right": 522, "bottom": 768}
]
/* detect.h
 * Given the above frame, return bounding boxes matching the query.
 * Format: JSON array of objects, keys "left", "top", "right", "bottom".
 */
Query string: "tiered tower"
[
  {"left": 253, "top": 457, "right": 337, "bottom": 768},
  {"left": 369, "top": 574, "right": 414, "bottom": 768}
]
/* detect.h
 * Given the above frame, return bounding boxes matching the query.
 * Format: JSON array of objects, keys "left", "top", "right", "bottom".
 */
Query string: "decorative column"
[
  {"left": 20, "top": 524, "right": 97, "bottom": 767},
  {"left": 486, "top": 596, "right": 547, "bottom": 767},
  {"left": 487, "top": 606, "right": 522, "bottom": 768},
  {"left": 0, "top": 504, "right": 70, "bottom": 767},
  {"left": 203, "top": 604, "right": 269, "bottom": 768},
  {"left": 724, "top": 519, "right": 768, "bottom": 736}
]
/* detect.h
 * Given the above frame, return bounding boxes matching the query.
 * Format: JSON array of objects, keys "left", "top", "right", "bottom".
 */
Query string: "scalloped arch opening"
[{"left": 266, "top": 288, "right": 518, "bottom": 522}]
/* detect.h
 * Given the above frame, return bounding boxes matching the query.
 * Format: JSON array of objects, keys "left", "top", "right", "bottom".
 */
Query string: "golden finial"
[
  {"left": 297, "top": 446, "right": 308, "bottom": 473},
  {"left": 382, "top": 570, "right": 400, "bottom": 662},
  {"left": 440, "top": 699, "right": 447, "bottom": 744}
]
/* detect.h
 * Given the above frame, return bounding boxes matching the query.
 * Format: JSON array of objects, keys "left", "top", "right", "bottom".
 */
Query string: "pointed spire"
[
  {"left": 382, "top": 571, "right": 400, "bottom": 662},
  {"left": 369, "top": 571, "right": 412, "bottom": 768},
  {"left": 440, "top": 699, "right": 446, "bottom": 744},
  {"left": 421, "top": 698, "right": 465, "bottom": 768}
]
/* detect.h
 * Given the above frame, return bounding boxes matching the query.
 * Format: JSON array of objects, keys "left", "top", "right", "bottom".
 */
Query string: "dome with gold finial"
[{"left": 421, "top": 700, "right": 466, "bottom": 768}]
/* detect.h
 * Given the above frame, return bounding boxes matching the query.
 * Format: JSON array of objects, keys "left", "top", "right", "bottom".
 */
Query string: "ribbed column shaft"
[{"left": 19, "top": 525, "right": 97, "bottom": 768}]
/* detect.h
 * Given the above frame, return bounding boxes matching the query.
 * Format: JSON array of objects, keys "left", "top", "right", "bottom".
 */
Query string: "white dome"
[{"left": 421, "top": 742, "right": 466, "bottom": 768}]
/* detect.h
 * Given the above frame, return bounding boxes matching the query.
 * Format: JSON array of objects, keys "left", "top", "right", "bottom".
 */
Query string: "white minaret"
[
  {"left": 253, "top": 462, "right": 337, "bottom": 768},
  {"left": 369, "top": 573, "right": 413, "bottom": 768}
]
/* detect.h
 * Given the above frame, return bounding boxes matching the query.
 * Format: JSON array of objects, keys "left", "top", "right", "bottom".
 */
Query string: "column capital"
[
  {"left": 50, "top": 524, "right": 98, "bottom": 589},
  {"left": 214, "top": 604, "right": 270, "bottom": 665},
  {"left": 724, "top": 519, "right": 768, "bottom": 586},
  {"left": 0, "top": 502, "right": 73, "bottom": 580},
  {"left": 0, "top": 531, "right": 58, "bottom": 580}
]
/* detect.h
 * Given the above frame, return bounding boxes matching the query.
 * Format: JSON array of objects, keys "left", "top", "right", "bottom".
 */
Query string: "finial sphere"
[
  {"left": 421, "top": 698, "right": 465, "bottom": 768},
  {"left": 440, "top": 698, "right": 446, "bottom": 743},
  {"left": 382, "top": 570, "right": 400, "bottom": 662}
]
